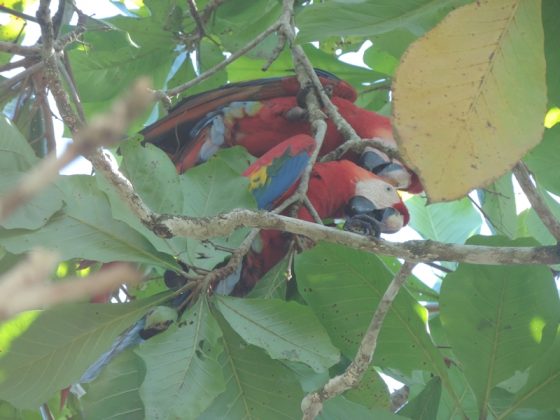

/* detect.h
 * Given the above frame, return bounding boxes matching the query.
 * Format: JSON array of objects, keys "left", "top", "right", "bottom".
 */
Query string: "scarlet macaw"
[
  {"left": 217, "top": 150, "right": 409, "bottom": 295},
  {"left": 142, "top": 72, "right": 421, "bottom": 193}
]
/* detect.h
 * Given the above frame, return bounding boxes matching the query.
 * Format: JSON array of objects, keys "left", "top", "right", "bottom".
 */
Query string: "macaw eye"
[{"left": 359, "top": 150, "right": 391, "bottom": 174}]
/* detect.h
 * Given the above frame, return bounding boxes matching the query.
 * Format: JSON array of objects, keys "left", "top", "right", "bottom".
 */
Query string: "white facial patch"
[{"left": 355, "top": 179, "right": 399, "bottom": 209}]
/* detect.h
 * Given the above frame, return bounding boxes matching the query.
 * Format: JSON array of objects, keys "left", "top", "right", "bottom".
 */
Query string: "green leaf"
[
  {"left": 0, "top": 297, "right": 163, "bottom": 409},
  {"left": 68, "top": 30, "right": 175, "bottom": 104},
  {"left": 398, "top": 376, "right": 441, "bottom": 419},
  {"left": 0, "top": 173, "right": 63, "bottom": 230},
  {"left": 510, "top": 333, "right": 560, "bottom": 411},
  {"left": 436, "top": 365, "right": 479, "bottom": 420},
  {"left": 319, "top": 396, "right": 406, "bottom": 420},
  {"left": 439, "top": 236, "right": 560, "bottom": 414},
  {"left": 81, "top": 350, "right": 146, "bottom": 420},
  {"left": 296, "top": 0, "right": 473, "bottom": 43},
  {"left": 211, "top": 0, "right": 281, "bottom": 57},
  {"left": 135, "top": 298, "right": 225, "bottom": 419},
  {"left": 120, "top": 139, "right": 184, "bottom": 214},
  {"left": 180, "top": 148, "right": 256, "bottom": 270},
  {"left": 479, "top": 173, "right": 518, "bottom": 238},
  {"left": 406, "top": 195, "right": 481, "bottom": 243},
  {"left": 246, "top": 256, "right": 290, "bottom": 299},
  {"left": 0, "top": 176, "right": 178, "bottom": 270},
  {"left": 525, "top": 125, "right": 560, "bottom": 196},
  {"left": 345, "top": 365, "right": 391, "bottom": 410},
  {"left": 197, "top": 314, "right": 304, "bottom": 419},
  {"left": 215, "top": 296, "right": 339, "bottom": 372},
  {"left": 295, "top": 243, "right": 443, "bottom": 374},
  {"left": 543, "top": 0, "right": 560, "bottom": 106},
  {"left": 0, "top": 115, "right": 37, "bottom": 172}
]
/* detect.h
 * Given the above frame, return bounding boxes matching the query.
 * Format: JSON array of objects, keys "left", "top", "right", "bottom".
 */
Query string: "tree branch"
[
  {"left": 0, "top": 5, "right": 40, "bottom": 23},
  {"left": 301, "top": 262, "right": 416, "bottom": 419},
  {"left": 0, "top": 249, "right": 142, "bottom": 321},
  {"left": 0, "top": 40, "right": 40, "bottom": 56},
  {"left": 513, "top": 162, "right": 560, "bottom": 241},
  {"left": 152, "top": 210, "right": 560, "bottom": 265}
]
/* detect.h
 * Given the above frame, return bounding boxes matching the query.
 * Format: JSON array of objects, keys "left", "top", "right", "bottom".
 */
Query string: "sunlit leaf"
[{"left": 393, "top": 0, "right": 546, "bottom": 202}]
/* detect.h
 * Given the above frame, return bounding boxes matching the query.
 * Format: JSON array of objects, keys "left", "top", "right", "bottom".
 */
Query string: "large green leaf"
[
  {"left": 180, "top": 148, "right": 256, "bottom": 270},
  {"left": 295, "top": 243, "right": 444, "bottom": 373},
  {"left": 68, "top": 30, "right": 175, "bottom": 104},
  {"left": 479, "top": 173, "right": 518, "bottom": 238},
  {"left": 120, "top": 140, "right": 184, "bottom": 214},
  {"left": 0, "top": 173, "right": 63, "bottom": 230},
  {"left": 398, "top": 376, "right": 441, "bottom": 419},
  {"left": 319, "top": 396, "right": 406, "bottom": 420},
  {"left": 246, "top": 257, "right": 290, "bottom": 299},
  {"left": 509, "top": 333, "right": 560, "bottom": 412},
  {"left": 344, "top": 365, "right": 390, "bottom": 410},
  {"left": 296, "top": 0, "right": 473, "bottom": 43},
  {"left": 197, "top": 315, "right": 304, "bottom": 419},
  {"left": 0, "top": 115, "right": 38, "bottom": 172},
  {"left": 525, "top": 125, "right": 560, "bottom": 196},
  {"left": 81, "top": 350, "right": 145, "bottom": 420},
  {"left": 543, "top": 0, "right": 560, "bottom": 106},
  {"left": 0, "top": 176, "right": 178, "bottom": 270},
  {"left": 406, "top": 196, "right": 481, "bottom": 243},
  {"left": 215, "top": 296, "right": 340, "bottom": 372},
  {"left": 135, "top": 298, "right": 225, "bottom": 419},
  {"left": 439, "top": 236, "right": 559, "bottom": 415},
  {"left": 0, "top": 297, "right": 163, "bottom": 409}
]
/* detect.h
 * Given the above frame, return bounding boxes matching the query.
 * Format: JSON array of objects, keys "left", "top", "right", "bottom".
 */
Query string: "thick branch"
[
  {"left": 154, "top": 210, "right": 560, "bottom": 265},
  {"left": 513, "top": 162, "right": 560, "bottom": 241},
  {"left": 301, "top": 262, "right": 415, "bottom": 419},
  {"left": 0, "top": 41, "right": 40, "bottom": 56}
]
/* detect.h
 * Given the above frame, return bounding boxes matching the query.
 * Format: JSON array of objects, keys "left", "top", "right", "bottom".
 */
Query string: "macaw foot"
[{"left": 343, "top": 214, "right": 381, "bottom": 238}]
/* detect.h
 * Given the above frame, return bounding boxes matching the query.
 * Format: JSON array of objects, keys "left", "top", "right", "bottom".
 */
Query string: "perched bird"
[
  {"left": 224, "top": 159, "right": 409, "bottom": 295},
  {"left": 142, "top": 71, "right": 421, "bottom": 193}
]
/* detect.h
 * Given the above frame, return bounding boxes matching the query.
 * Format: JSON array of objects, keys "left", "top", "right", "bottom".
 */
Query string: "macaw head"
[{"left": 329, "top": 161, "right": 409, "bottom": 237}]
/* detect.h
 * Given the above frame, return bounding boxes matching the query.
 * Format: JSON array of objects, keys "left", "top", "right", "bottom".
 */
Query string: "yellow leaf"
[{"left": 393, "top": 0, "right": 546, "bottom": 202}]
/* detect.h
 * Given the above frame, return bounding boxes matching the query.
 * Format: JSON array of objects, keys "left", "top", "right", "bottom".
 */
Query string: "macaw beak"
[
  {"left": 343, "top": 195, "right": 405, "bottom": 236},
  {"left": 359, "top": 148, "right": 412, "bottom": 190}
]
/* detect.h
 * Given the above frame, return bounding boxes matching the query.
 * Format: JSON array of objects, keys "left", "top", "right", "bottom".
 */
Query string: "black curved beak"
[{"left": 343, "top": 196, "right": 404, "bottom": 237}]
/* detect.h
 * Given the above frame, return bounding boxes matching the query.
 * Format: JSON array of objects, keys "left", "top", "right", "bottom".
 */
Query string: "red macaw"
[
  {"left": 142, "top": 71, "right": 421, "bottom": 193},
  {"left": 215, "top": 149, "right": 409, "bottom": 295}
]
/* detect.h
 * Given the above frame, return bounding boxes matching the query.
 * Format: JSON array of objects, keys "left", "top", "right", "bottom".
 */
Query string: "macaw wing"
[
  {"left": 243, "top": 135, "right": 315, "bottom": 209},
  {"left": 141, "top": 69, "right": 355, "bottom": 153}
]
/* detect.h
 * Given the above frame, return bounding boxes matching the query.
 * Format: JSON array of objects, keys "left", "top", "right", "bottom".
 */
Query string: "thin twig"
[
  {"left": 164, "top": 20, "right": 280, "bottom": 98},
  {"left": 57, "top": 54, "right": 86, "bottom": 122},
  {"left": 513, "top": 162, "right": 560, "bottom": 241},
  {"left": 301, "top": 262, "right": 416, "bottom": 419},
  {"left": 186, "top": 0, "right": 206, "bottom": 38},
  {"left": 0, "top": 61, "right": 44, "bottom": 102},
  {"left": 320, "top": 138, "right": 401, "bottom": 163},
  {"left": 32, "top": 71, "right": 57, "bottom": 154},
  {"left": 0, "top": 5, "right": 40, "bottom": 22},
  {"left": 0, "top": 56, "right": 35, "bottom": 73}
]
